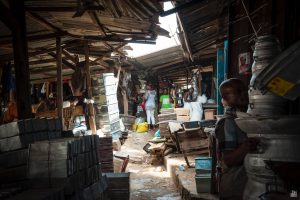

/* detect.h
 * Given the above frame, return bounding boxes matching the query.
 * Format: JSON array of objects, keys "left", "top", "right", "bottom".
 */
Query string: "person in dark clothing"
[{"left": 215, "top": 78, "right": 259, "bottom": 200}]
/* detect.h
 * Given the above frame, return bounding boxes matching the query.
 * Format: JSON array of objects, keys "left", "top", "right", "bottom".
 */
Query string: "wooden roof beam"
[
  {"left": 48, "top": 52, "right": 75, "bottom": 70},
  {"left": 62, "top": 49, "right": 78, "bottom": 64},
  {"left": 177, "top": 14, "right": 193, "bottom": 62},
  {"left": 66, "top": 33, "right": 156, "bottom": 44},
  {"left": 25, "top": 6, "right": 104, "bottom": 12},
  {"left": 0, "top": 32, "right": 68, "bottom": 45},
  {"left": 0, "top": 40, "right": 80, "bottom": 61},
  {"left": 159, "top": 0, "right": 205, "bottom": 17},
  {"left": 88, "top": 11, "right": 106, "bottom": 36},
  {"left": 0, "top": 1, "right": 18, "bottom": 31},
  {"left": 31, "top": 75, "right": 72, "bottom": 84},
  {"left": 29, "top": 58, "right": 56, "bottom": 65},
  {"left": 26, "top": 11, "right": 61, "bottom": 32}
]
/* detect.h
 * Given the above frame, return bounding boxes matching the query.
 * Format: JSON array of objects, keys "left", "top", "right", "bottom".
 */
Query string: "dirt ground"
[{"left": 119, "top": 131, "right": 181, "bottom": 200}]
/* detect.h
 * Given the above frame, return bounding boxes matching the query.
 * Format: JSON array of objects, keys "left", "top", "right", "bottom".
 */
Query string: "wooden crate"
[
  {"left": 175, "top": 108, "right": 190, "bottom": 116},
  {"left": 176, "top": 115, "right": 190, "bottom": 122},
  {"left": 204, "top": 109, "right": 216, "bottom": 120},
  {"left": 159, "top": 123, "right": 170, "bottom": 138}
]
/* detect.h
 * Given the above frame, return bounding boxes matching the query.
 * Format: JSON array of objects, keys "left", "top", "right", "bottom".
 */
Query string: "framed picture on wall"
[{"left": 238, "top": 52, "right": 251, "bottom": 75}]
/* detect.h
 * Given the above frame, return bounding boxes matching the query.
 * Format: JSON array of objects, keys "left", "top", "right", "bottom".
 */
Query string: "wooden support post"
[
  {"left": 121, "top": 70, "right": 128, "bottom": 115},
  {"left": 9, "top": 0, "right": 32, "bottom": 119},
  {"left": 85, "top": 42, "right": 96, "bottom": 134},
  {"left": 85, "top": 42, "right": 92, "bottom": 98},
  {"left": 56, "top": 37, "right": 63, "bottom": 127},
  {"left": 198, "top": 66, "right": 202, "bottom": 95}
]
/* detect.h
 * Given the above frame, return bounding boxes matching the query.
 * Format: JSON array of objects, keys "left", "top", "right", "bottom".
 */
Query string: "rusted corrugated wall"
[
  {"left": 228, "top": 0, "right": 300, "bottom": 82},
  {"left": 227, "top": 0, "right": 300, "bottom": 113}
]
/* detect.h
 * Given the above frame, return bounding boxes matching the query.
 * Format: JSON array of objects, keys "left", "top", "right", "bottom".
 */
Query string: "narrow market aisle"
[{"left": 120, "top": 131, "right": 181, "bottom": 200}]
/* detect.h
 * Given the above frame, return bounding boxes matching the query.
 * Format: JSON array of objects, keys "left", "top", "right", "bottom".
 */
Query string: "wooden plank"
[
  {"left": 176, "top": 13, "right": 193, "bottom": 61},
  {"left": 0, "top": 1, "right": 17, "bottom": 30},
  {"left": 29, "top": 58, "right": 56, "bottom": 65},
  {"left": 85, "top": 43, "right": 92, "bottom": 98},
  {"left": 88, "top": 11, "right": 106, "bottom": 36},
  {"left": 30, "top": 75, "right": 72, "bottom": 84},
  {"left": 85, "top": 42, "right": 96, "bottom": 135},
  {"left": 56, "top": 37, "right": 63, "bottom": 127},
  {"left": 25, "top": 6, "right": 104, "bottom": 12},
  {"left": 10, "top": 0, "right": 32, "bottom": 119},
  {"left": 62, "top": 49, "right": 77, "bottom": 64},
  {"left": 48, "top": 52, "right": 75, "bottom": 70},
  {"left": 26, "top": 11, "right": 61, "bottom": 32}
]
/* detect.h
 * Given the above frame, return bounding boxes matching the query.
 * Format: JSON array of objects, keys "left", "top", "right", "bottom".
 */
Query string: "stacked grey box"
[
  {"left": 0, "top": 118, "right": 62, "bottom": 184},
  {"left": 92, "top": 73, "right": 121, "bottom": 140},
  {"left": 248, "top": 35, "right": 288, "bottom": 115},
  {"left": 28, "top": 135, "right": 108, "bottom": 199}
]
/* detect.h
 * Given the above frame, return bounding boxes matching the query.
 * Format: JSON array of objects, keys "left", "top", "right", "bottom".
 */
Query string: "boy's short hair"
[{"left": 220, "top": 78, "right": 248, "bottom": 111}]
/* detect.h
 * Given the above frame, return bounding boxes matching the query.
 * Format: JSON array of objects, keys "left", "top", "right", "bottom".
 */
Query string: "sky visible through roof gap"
[{"left": 126, "top": 2, "right": 180, "bottom": 58}]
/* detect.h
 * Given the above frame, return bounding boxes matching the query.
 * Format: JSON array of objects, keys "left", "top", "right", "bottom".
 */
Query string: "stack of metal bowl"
[
  {"left": 248, "top": 35, "right": 288, "bottom": 115},
  {"left": 240, "top": 35, "right": 300, "bottom": 199},
  {"left": 236, "top": 116, "right": 300, "bottom": 199},
  {"left": 191, "top": 74, "right": 199, "bottom": 101}
]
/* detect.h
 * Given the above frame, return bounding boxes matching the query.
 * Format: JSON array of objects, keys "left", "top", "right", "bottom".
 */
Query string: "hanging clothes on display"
[
  {"left": 1, "top": 62, "right": 16, "bottom": 102},
  {"left": 70, "top": 62, "right": 86, "bottom": 96}
]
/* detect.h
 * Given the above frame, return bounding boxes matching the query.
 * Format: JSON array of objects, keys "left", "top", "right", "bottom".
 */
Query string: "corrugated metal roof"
[{"left": 0, "top": 0, "right": 169, "bottom": 80}]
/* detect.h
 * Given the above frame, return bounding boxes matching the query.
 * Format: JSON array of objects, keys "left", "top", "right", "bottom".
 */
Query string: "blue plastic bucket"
[{"left": 195, "top": 157, "right": 212, "bottom": 175}]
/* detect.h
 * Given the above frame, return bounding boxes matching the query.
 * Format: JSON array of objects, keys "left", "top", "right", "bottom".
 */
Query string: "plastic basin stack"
[
  {"left": 195, "top": 157, "right": 212, "bottom": 193},
  {"left": 92, "top": 73, "right": 121, "bottom": 140}
]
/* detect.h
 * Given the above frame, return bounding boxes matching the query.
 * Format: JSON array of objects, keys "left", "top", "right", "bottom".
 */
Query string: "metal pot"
[
  {"left": 235, "top": 116, "right": 300, "bottom": 199},
  {"left": 247, "top": 90, "right": 288, "bottom": 115}
]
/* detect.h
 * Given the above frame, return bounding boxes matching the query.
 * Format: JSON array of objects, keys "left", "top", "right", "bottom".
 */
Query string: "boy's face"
[{"left": 221, "top": 98, "right": 229, "bottom": 107}]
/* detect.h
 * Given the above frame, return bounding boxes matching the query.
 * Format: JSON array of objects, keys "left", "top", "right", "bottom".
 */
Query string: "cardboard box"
[
  {"left": 204, "top": 109, "right": 215, "bottom": 120},
  {"left": 176, "top": 115, "right": 190, "bottom": 122},
  {"left": 175, "top": 108, "right": 190, "bottom": 116}
]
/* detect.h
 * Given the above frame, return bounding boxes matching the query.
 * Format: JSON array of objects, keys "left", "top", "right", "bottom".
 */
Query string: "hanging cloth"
[
  {"left": 1, "top": 62, "right": 16, "bottom": 100},
  {"left": 70, "top": 62, "right": 86, "bottom": 96}
]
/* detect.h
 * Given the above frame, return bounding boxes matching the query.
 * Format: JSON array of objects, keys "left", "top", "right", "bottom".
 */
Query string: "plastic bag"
[{"left": 136, "top": 122, "right": 148, "bottom": 133}]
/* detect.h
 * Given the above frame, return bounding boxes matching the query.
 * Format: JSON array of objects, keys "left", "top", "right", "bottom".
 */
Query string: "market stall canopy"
[
  {"left": 132, "top": 45, "right": 215, "bottom": 86},
  {"left": 0, "top": 0, "right": 169, "bottom": 81},
  {"left": 173, "top": 0, "right": 229, "bottom": 62}
]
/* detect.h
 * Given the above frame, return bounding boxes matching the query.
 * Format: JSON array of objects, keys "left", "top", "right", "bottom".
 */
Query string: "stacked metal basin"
[
  {"left": 92, "top": 73, "right": 121, "bottom": 139},
  {"left": 248, "top": 35, "right": 288, "bottom": 115},
  {"left": 239, "top": 35, "right": 300, "bottom": 199},
  {"left": 236, "top": 116, "right": 300, "bottom": 199},
  {"left": 191, "top": 74, "right": 199, "bottom": 101}
]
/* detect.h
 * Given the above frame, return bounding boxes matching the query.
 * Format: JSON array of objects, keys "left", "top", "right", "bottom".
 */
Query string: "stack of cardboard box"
[{"left": 175, "top": 108, "right": 190, "bottom": 122}]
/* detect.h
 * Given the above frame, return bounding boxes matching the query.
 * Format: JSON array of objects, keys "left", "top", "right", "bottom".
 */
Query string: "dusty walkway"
[{"left": 119, "top": 131, "right": 180, "bottom": 200}]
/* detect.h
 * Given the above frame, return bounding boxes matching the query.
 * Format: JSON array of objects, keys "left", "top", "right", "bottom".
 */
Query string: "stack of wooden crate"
[
  {"left": 104, "top": 172, "right": 130, "bottom": 200},
  {"left": 92, "top": 73, "right": 121, "bottom": 140},
  {"left": 0, "top": 118, "right": 62, "bottom": 184},
  {"left": 175, "top": 122, "right": 210, "bottom": 167},
  {"left": 97, "top": 136, "right": 114, "bottom": 173},
  {"left": 28, "top": 135, "right": 107, "bottom": 198},
  {"left": 158, "top": 112, "right": 177, "bottom": 138},
  {"left": 175, "top": 108, "right": 190, "bottom": 122},
  {"left": 0, "top": 120, "right": 111, "bottom": 200}
]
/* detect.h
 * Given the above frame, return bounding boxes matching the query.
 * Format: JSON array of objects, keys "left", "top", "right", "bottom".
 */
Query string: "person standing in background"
[
  {"left": 183, "top": 87, "right": 194, "bottom": 117},
  {"left": 144, "top": 83, "right": 156, "bottom": 131},
  {"left": 159, "top": 88, "right": 171, "bottom": 111}
]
